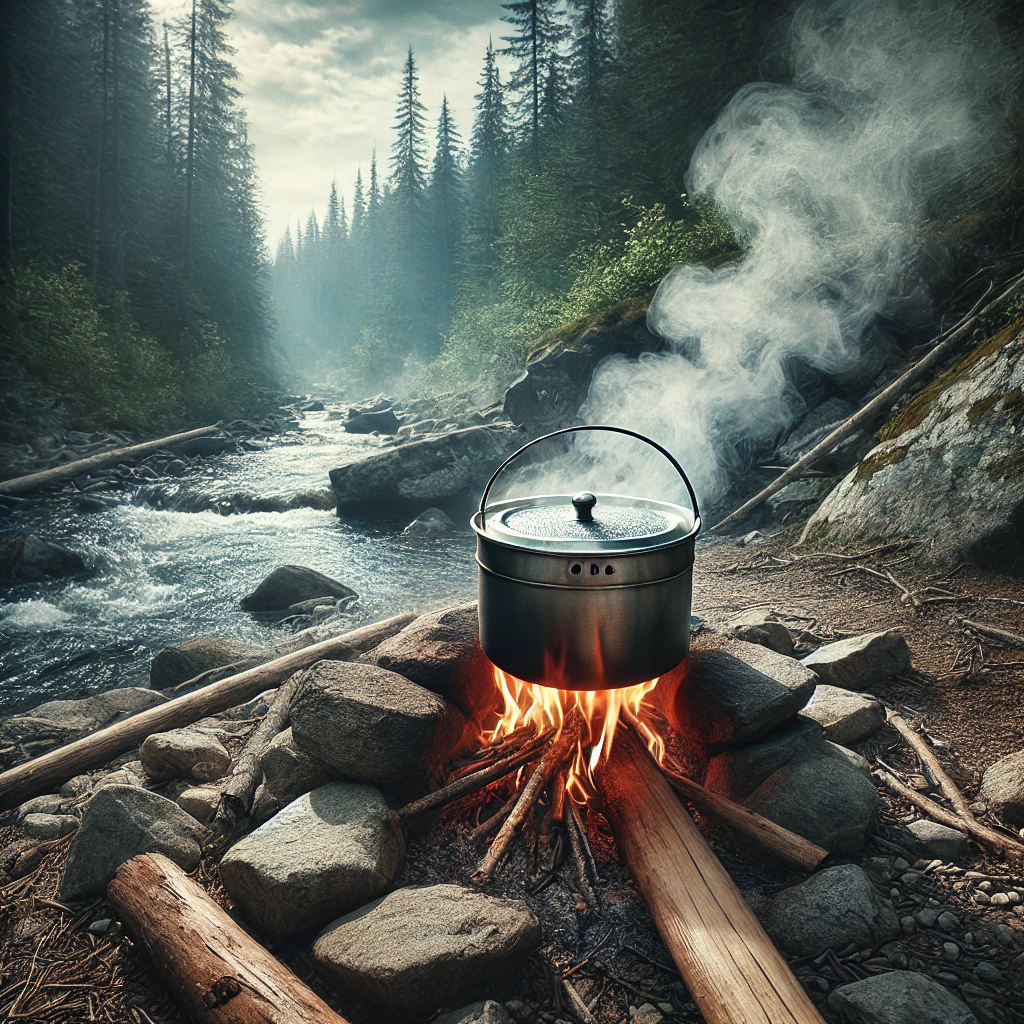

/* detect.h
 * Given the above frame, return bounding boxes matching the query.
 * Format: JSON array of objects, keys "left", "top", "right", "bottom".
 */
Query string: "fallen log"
[
  {"left": 0, "top": 425, "right": 221, "bottom": 497},
  {"left": 0, "top": 612, "right": 413, "bottom": 811},
  {"left": 108, "top": 852, "right": 350, "bottom": 1024},
  {"left": 660, "top": 765, "right": 829, "bottom": 872},
  {"left": 713, "top": 271, "right": 1024, "bottom": 531},
  {"left": 598, "top": 728, "right": 825, "bottom": 1024},
  {"left": 961, "top": 618, "right": 1024, "bottom": 650},
  {"left": 875, "top": 769, "right": 1024, "bottom": 863}
]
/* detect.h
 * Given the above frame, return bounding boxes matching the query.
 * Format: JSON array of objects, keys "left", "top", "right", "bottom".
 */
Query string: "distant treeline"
[{"left": 0, "top": 0, "right": 272, "bottom": 427}]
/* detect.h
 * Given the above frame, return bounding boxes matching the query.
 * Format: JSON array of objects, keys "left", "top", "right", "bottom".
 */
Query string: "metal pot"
[{"left": 471, "top": 425, "right": 701, "bottom": 690}]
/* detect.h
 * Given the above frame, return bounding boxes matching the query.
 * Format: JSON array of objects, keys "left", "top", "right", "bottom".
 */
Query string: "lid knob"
[{"left": 572, "top": 491, "right": 597, "bottom": 522}]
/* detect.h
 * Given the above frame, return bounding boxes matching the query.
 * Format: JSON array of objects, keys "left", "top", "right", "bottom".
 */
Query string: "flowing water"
[{"left": 0, "top": 408, "right": 477, "bottom": 716}]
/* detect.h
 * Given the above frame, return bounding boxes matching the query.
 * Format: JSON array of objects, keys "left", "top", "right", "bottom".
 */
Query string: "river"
[{"left": 0, "top": 407, "right": 478, "bottom": 716}]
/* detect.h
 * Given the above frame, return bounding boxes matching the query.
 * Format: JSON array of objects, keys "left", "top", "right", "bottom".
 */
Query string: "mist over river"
[{"left": 0, "top": 407, "right": 477, "bottom": 716}]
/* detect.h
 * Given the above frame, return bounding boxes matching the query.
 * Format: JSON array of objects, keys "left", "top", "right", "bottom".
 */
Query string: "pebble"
[
  {"left": 893, "top": 858, "right": 910, "bottom": 872},
  {"left": 916, "top": 908, "right": 940, "bottom": 928},
  {"left": 937, "top": 911, "right": 960, "bottom": 932},
  {"left": 977, "top": 880, "right": 994, "bottom": 892},
  {"left": 1008, "top": 891, "right": 1022, "bottom": 905},
  {"left": 970, "top": 801, "right": 987, "bottom": 814},
  {"left": 934, "top": 971, "right": 960, "bottom": 985},
  {"left": 990, "top": 892, "right": 1010, "bottom": 907},
  {"left": 890, "top": 887, "right": 901, "bottom": 901},
  {"left": 900, "top": 916, "right": 916, "bottom": 935},
  {"left": 993, "top": 924, "right": 1016, "bottom": 949},
  {"left": 975, "top": 892, "right": 992, "bottom": 905},
  {"left": 87, "top": 918, "right": 112, "bottom": 935},
  {"left": 964, "top": 932, "right": 974, "bottom": 945},
  {"left": 901, "top": 870, "right": 923, "bottom": 885},
  {"left": 975, "top": 961, "right": 1003, "bottom": 984},
  {"left": 942, "top": 941, "right": 960, "bottom": 962}
]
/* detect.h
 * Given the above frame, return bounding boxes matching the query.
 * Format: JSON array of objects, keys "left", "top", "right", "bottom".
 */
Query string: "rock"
[
  {"left": 830, "top": 742, "right": 872, "bottom": 776},
  {"left": 219, "top": 782, "right": 404, "bottom": 938},
  {"left": 0, "top": 687, "right": 167, "bottom": 753},
  {"left": 744, "top": 747, "right": 879, "bottom": 854},
  {"left": 899, "top": 819, "right": 970, "bottom": 863},
  {"left": 139, "top": 728, "right": 231, "bottom": 782},
  {"left": 87, "top": 917, "right": 113, "bottom": 935},
  {"left": 766, "top": 477, "right": 837, "bottom": 519},
  {"left": 802, "top": 685, "right": 886, "bottom": 744},
  {"left": 760, "top": 864, "right": 899, "bottom": 958},
  {"left": 176, "top": 784, "right": 221, "bottom": 825},
  {"left": 777, "top": 398, "right": 857, "bottom": 464},
  {"left": 975, "top": 961, "right": 1002, "bottom": 984},
  {"left": 22, "top": 813, "right": 79, "bottom": 840},
  {"left": 0, "top": 533, "right": 86, "bottom": 583},
  {"left": 938, "top": 912, "right": 960, "bottom": 932},
  {"left": 16, "top": 794, "right": 66, "bottom": 820},
  {"left": 257, "top": 727, "right": 335, "bottom": 803},
  {"left": 703, "top": 715, "right": 827, "bottom": 800},
  {"left": 801, "top": 631, "right": 911, "bottom": 691},
  {"left": 674, "top": 632, "right": 818, "bottom": 747},
  {"left": 434, "top": 1001, "right": 510, "bottom": 1024},
  {"left": 302, "top": 399, "right": 326, "bottom": 412},
  {"left": 59, "top": 786, "right": 204, "bottom": 901},
  {"left": 329, "top": 424, "right": 523, "bottom": 511},
  {"left": 291, "top": 661, "right": 464, "bottom": 787},
  {"left": 150, "top": 637, "right": 261, "bottom": 689},
  {"left": 738, "top": 530, "right": 766, "bottom": 547},
  {"left": 807, "top": 321, "right": 1024, "bottom": 569},
  {"left": 176, "top": 435, "right": 236, "bottom": 458},
  {"left": 313, "top": 884, "right": 542, "bottom": 1020},
  {"left": 60, "top": 775, "right": 94, "bottom": 798},
  {"left": 979, "top": 749, "right": 1024, "bottom": 825},
  {"left": 366, "top": 603, "right": 485, "bottom": 705},
  {"left": 345, "top": 407, "right": 402, "bottom": 434},
  {"left": 403, "top": 507, "right": 457, "bottom": 537},
  {"left": 727, "top": 609, "right": 795, "bottom": 656},
  {"left": 240, "top": 565, "right": 358, "bottom": 613},
  {"left": 827, "top": 970, "right": 978, "bottom": 1023}
]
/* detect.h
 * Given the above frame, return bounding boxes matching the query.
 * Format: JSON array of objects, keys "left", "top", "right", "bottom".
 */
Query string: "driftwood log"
[
  {"left": 0, "top": 425, "right": 220, "bottom": 497},
  {"left": 0, "top": 612, "right": 413, "bottom": 810},
  {"left": 598, "top": 729, "right": 825, "bottom": 1024},
  {"left": 660, "top": 765, "right": 829, "bottom": 872},
  {"left": 108, "top": 853, "right": 350, "bottom": 1024},
  {"left": 714, "top": 270, "right": 1024, "bottom": 531}
]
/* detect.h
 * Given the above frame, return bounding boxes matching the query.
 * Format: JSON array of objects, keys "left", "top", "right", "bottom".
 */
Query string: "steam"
[{"left": 577, "top": 0, "right": 1011, "bottom": 510}]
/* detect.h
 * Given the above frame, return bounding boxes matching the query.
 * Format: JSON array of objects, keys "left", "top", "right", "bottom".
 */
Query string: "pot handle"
[{"left": 479, "top": 425, "right": 701, "bottom": 528}]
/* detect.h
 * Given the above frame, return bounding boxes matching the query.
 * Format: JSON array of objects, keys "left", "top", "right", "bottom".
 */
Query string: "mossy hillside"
[
  {"left": 527, "top": 297, "right": 649, "bottom": 362},
  {"left": 854, "top": 444, "right": 909, "bottom": 483}
]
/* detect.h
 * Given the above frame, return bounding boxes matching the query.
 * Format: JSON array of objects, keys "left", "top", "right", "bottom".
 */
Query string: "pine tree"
[
  {"left": 500, "top": 0, "right": 568, "bottom": 171},
  {"left": 429, "top": 95, "right": 463, "bottom": 325},
  {"left": 351, "top": 168, "right": 365, "bottom": 234},
  {"left": 568, "top": 0, "right": 611, "bottom": 110}
]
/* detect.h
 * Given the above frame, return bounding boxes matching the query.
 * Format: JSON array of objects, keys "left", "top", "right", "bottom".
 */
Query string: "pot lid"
[{"left": 478, "top": 492, "right": 697, "bottom": 553}]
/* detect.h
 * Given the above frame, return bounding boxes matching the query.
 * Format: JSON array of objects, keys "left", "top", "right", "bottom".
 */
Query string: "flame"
[{"left": 487, "top": 664, "right": 666, "bottom": 803}]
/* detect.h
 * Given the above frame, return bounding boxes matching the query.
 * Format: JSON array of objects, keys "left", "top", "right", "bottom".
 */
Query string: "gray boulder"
[
  {"left": 16, "top": 794, "right": 66, "bottom": 820},
  {"left": 150, "top": 637, "right": 261, "bottom": 689},
  {"left": 827, "top": 970, "right": 977, "bottom": 1023},
  {"left": 979, "top": 749, "right": 1024, "bottom": 826},
  {"left": 674, "top": 633, "right": 818, "bottom": 746},
  {"left": 0, "top": 533, "right": 86, "bottom": 583},
  {"left": 59, "top": 785, "right": 204, "bottom": 901},
  {"left": 329, "top": 424, "right": 522, "bottom": 511},
  {"left": 766, "top": 477, "right": 837, "bottom": 520},
  {"left": 403, "top": 507, "right": 457, "bottom": 538},
  {"left": 899, "top": 819, "right": 970, "bottom": 863},
  {"left": 760, "top": 864, "right": 899, "bottom": 958},
  {"left": 806, "top": 321, "right": 1024, "bottom": 570},
  {"left": 777, "top": 398, "right": 857, "bottom": 464},
  {"left": 345, "top": 407, "right": 401, "bottom": 434},
  {"left": 139, "top": 728, "right": 231, "bottom": 783},
  {"left": 802, "top": 685, "right": 886, "bottom": 745},
  {"left": 313, "top": 884, "right": 542, "bottom": 1020},
  {"left": 252, "top": 726, "right": 336, "bottom": 825},
  {"left": 744, "top": 747, "right": 879, "bottom": 854},
  {"left": 434, "top": 1002, "right": 510, "bottom": 1024},
  {"left": 727, "top": 609, "right": 795, "bottom": 656},
  {"left": 290, "top": 661, "right": 465, "bottom": 787},
  {"left": 241, "top": 565, "right": 357, "bottom": 613},
  {"left": 219, "top": 782, "right": 404, "bottom": 938},
  {"left": 801, "top": 631, "right": 911, "bottom": 691},
  {"left": 23, "top": 813, "right": 79, "bottom": 840}
]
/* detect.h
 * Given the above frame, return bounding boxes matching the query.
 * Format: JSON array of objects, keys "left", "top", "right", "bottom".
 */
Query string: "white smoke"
[{"left": 577, "top": 0, "right": 1012, "bottom": 512}]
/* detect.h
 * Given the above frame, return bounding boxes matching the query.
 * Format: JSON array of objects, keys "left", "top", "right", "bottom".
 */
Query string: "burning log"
[
  {"left": 107, "top": 852, "right": 351, "bottom": 1024},
  {"left": 597, "top": 728, "right": 826, "bottom": 1024}
]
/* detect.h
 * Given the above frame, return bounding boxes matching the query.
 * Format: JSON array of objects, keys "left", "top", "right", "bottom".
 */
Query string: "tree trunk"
[{"left": 108, "top": 853, "right": 351, "bottom": 1024}]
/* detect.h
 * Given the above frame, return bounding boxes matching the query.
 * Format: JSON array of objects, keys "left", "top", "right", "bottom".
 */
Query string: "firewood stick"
[
  {"left": 961, "top": 619, "right": 1024, "bottom": 649},
  {"left": 874, "top": 769, "right": 1024, "bottom": 862},
  {"left": 397, "top": 735, "right": 551, "bottom": 820},
  {"left": 0, "top": 426, "right": 222, "bottom": 497},
  {"left": 551, "top": 771, "right": 567, "bottom": 823},
  {"left": 107, "top": 853, "right": 350, "bottom": 1024},
  {"left": 562, "top": 976, "right": 598, "bottom": 1024},
  {"left": 885, "top": 710, "right": 976, "bottom": 822},
  {"left": 713, "top": 270, "right": 1024, "bottom": 531},
  {"left": 472, "top": 708, "right": 585, "bottom": 883},
  {"left": 597, "top": 728, "right": 826, "bottom": 1024},
  {"left": 449, "top": 727, "right": 554, "bottom": 781},
  {"left": 470, "top": 790, "right": 519, "bottom": 841},
  {"left": 0, "top": 613, "right": 414, "bottom": 811},
  {"left": 660, "top": 766, "right": 829, "bottom": 872},
  {"left": 565, "top": 799, "right": 601, "bottom": 908}
]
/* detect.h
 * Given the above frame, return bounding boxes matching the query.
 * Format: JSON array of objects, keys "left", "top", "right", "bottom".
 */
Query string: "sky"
[{"left": 150, "top": 0, "right": 508, "bottom": 246}]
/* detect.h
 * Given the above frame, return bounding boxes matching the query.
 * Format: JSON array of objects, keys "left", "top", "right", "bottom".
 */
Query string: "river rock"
[
  {"left": 0, "top": 687, "right": 167, "bottom": 754},
  {"left": 434, "top": 1002, "right": 510, "bottom": 1024},
  {"left": 979, "top": 749, "right": 1024, "bottom": 826},
  {"left": 150, "top": 637, "right": 261, "bottom": 689},
  {"left": 176, "top": 784, "right": 221, "bottom": 825},
  {"left": 802, "top": 685, "right": 886, "bottom": 744},
  {"left": 240, "top": 565, "right": 358, "bottom": 613},
  {"left": 365, "top": 603, "right": 485, "bottom": 704},
  {"left": 16, "top": 794, "right": 67, "bottom": 820},
  {"left": 346, "top": 407, "right": 401, "bottom": 434},
  {"left": 290, "top": 661, "right": 464, "bottom": 787},
  {"left": 23, "top": 812, "right": 79, "bottom": 840},
  {"left": 258, "top": 727, "right": 335, "bottom": 803},
  {"left": 59, "top": 785, "right": 204, "bottom": 901},
  {"left": 760, "top": 864, "right": 899, "bottom": 957},
  {"left": 313, "top": 884, "right": 542, "bottom": 1019},
  {"left": 899, "top": 819, "right": 970, "bottom": 863},
  {"left": 219, "top": 782, "right": 404, "bottom": 938},
  {"left": 329, "top": 424, "right": 522, "bottom": 511},
  {"left": 0, "top": 533, "right": 86, "bottom": 583},
  {"left": 744, "top": 746, "right": 879, "bottom": 854},
  {"left": 176, "top": 435, "right": 236, "bottom": 458},
  {"left": 801, "top": 630, "right": 911, "bottom": 691},
  {"left": 726, "top": 609, "right": 795, "bottom": 656},
  {"left": 674, "top": 632, "right": 817, "bottom": 746},
  {"left": 139, "top": 728, "right": 231, "bottom": 783},
  {"left": 403, "top": 507, "right": 457, "bottom": 537},
  {"left": 827, "top": 970, "right": 977, "bottom": 1023}
]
